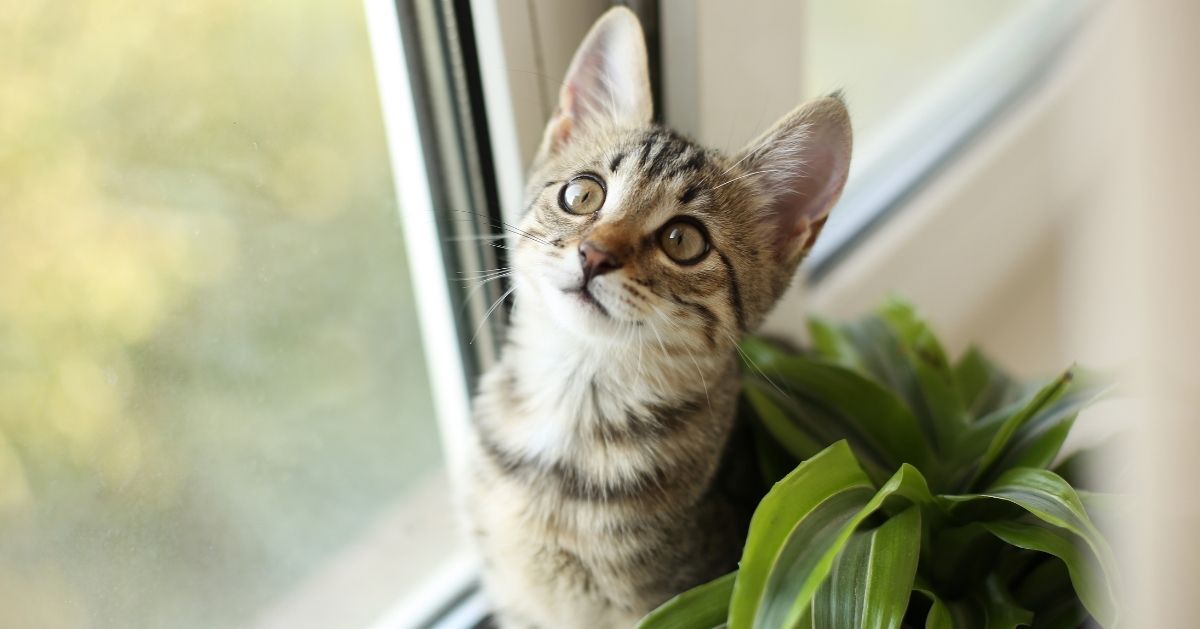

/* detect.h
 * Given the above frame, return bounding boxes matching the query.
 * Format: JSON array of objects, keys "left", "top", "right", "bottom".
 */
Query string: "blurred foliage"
[{"left": 0, "top": 1, "right": 440, "bottom": 628}]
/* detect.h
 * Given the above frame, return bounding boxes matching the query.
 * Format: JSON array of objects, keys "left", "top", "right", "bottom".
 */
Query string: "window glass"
[
  {"left": 804, "top": 0, "right": 1042, "bottom": 150},
  {"left": 0, "top": 2, "right": 448, "bottom": 628},
  {"left": 800, "top": 0, "right": 1085, "bottom": 272}
]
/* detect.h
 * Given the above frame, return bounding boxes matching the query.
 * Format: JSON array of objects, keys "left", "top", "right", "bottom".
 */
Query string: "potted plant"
[{"left": 638, "top": 299, "right": 1119, "bottom": 629}]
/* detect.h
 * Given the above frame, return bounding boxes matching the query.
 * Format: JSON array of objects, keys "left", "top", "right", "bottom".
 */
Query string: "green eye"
[
  {"left": 558, "top": 175, "right": 606, "bottom": 215},
  {"left": 659, "top": 218, "right": 709, "bottom": 264}
]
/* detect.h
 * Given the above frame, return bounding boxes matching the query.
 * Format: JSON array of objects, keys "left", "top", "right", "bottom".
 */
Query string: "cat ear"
[
  {"left": 534, "top": 7, "right": 652, "bottom": 163},
  {"left": 737, "top": 94, "right": 853, "bottom": 263}
]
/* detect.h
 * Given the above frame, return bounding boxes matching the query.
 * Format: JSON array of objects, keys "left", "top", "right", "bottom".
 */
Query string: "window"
[
  {"left": 0, "top": 2, "right": 468, "bottom": 628},
  {"left": 799, "top": 0, "right": 1092, "bottom": 276}
]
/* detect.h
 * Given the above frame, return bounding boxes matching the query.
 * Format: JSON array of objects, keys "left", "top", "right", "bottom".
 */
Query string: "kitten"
[{"left": 466, "top": 7, "right": 851, "bottom": 628}]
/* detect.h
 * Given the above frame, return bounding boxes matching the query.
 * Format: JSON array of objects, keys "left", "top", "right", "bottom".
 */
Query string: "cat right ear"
[
  {"left": 534, "top": 7, "right": 653, "bottom": 165},
  {"left": 737, "top": 94, "right": 853, "bottom": 265}
]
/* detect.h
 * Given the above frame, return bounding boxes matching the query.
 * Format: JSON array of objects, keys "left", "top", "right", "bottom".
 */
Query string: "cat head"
[{"left": 510, "top": 7, "right": 851, "bottom": 351}]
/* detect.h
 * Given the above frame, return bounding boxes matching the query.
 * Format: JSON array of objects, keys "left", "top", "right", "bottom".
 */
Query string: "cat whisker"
[
  {"left": 455, "top": 266, "right": 513, "bottom": 280},
  {"left": 651, "top": 304, "right": 712, "bottom": 416},
  {"left": 453, "top": 210, "right": 554, "bottom": 247},
  {"left": 453, "top": 218, "right": 552, "bottom": 247},
  {"left": 471, "top": 284, "right": 517, "bottom": 345},
  {"left": 460, "top": 273, "right": 511, "bottom": 285},
  {"left": 635, "top": 318, "right": 644, "bottom": 382},
  {"left": 461, "top": 272, "right": 514, "bottom": 308},
  {"left": 718, "top": 148, "right": 756, "bottom": 177},
  {"left": 646, "top": 317, "right": 670, "bottom": 358},
  {"left": 711, "top": 169, "right": 784, "bottom": 190},
  {"left": 444, "top": 234, "right": 507, "bottom": 243},
  {"left": 725, "top": 330, "right": 793, "bottom": 403}
]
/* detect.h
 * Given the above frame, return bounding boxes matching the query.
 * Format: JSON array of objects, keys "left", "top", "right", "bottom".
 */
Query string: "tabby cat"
[{"left": 466, "top": 7, "right": 852, "bottom": 628}]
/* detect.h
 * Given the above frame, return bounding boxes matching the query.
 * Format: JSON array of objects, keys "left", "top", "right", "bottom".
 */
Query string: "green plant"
[{"left": 638, "top": 299, "right": 1120, "bottom": 629}]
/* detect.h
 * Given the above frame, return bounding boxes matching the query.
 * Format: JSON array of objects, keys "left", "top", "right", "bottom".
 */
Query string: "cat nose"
[{"left": 579, "top": 239, "right": 622, "bottom": 284}]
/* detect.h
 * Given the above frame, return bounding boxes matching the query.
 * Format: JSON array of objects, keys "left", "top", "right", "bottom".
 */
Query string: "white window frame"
[{"left": 362, "top": 0, "right": 480, "bottom": 626}]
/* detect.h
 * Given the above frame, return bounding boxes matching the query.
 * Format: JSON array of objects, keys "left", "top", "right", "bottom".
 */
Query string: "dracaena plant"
[{"left": 638, "top": 299, "right": 1121, "bottom": 629}]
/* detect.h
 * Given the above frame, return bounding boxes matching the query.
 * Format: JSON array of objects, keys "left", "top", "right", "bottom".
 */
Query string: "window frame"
[
  {"left": 363, "top": 0, "right": 541, "bottom": 625},
  {"left": 362, "top": 0, "right": 491, "bottom": 623}
]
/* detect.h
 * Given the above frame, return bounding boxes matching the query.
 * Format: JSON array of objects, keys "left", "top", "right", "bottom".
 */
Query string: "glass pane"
[
  {"left": 804, "top": 0, "right": 1043, "bottom": 148},
  {"left": 0, "top": 2, "right": 451, "bottom": 628},
  {"left": 800, "top": 0, "right": 1086, "bottom": 272}
]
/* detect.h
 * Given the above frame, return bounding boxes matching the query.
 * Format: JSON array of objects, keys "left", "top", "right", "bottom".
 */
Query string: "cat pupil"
[
  {"left": 560, "top": 176, "right": 605, "bottom": 215},
  {"left": 659, "top": 221, "right": 707, "bottom": 264}
]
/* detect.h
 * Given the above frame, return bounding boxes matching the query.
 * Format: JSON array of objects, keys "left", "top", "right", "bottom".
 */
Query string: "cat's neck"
[{"left": 503, "top": 296, "right": 733, "bottom": 410}]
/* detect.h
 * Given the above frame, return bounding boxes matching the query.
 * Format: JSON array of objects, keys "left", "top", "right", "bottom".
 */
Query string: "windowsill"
[{"left": 250, "top": 473, "right": 473, "bottom": 629}]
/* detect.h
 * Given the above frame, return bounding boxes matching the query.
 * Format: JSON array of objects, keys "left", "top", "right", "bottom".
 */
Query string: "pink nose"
[{"left": 579, "top": 240, "right": 622, "bottom": 284}]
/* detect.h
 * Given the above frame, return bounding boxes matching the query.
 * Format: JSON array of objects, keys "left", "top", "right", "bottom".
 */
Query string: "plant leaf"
[
  {"left": 941, "top": 468, "right": 1121, "bottom": 626},
  {"left": 728, "top": 441, "right": 874, "bottom": 629},
  {"left": 878, "top": 298, "right": 970, "bottom": 449},
  {"left": 1013, "top": 554, "right": 1074, "bottom": 611},
  {"left": 995, "top": 416, "right": 1076, "bottom": 474},
  {"left": 810, "top": 506, "right": 923, "bottom": 629},
  {"left": 953, "top": 346, "right": 1024, "bottom": 420},
  {"left": 913, "top": 579, "right": 961, "bottom": 629},
  {"left": 980, "top": 520, "right": 1111, "bottom": 626},
  {"left": 964, "top": 371, "right": 1073, "bottom": 488},
  {"left": 1029, "top": 598, "right": 1088, "bottom": 629},
  {"left": 837, "top": 306, "right": 966, "bottom": 464},
  {"left": 986, "top": 373, "right": 1111, "bottom": 483},
  {"left": 742, "top": 380, "right": 826, "bottom": 461},
  {"left": 807, "top": 316, "right": 863, "bottom": 369},
  {"left": 741, "top": 347, "right": 933, "bottom": 474},
  {"left": 750, "top": 464, "right": 936, "bottom": 629},
  {"left": 748, "top": 413, "right": 798, "bottom": 487},
  {"left": 877, "top": 297, "right": 951, "bottom": 368},
  {"left": 977, "top": 574, "right": 1033, "bottom": 628},
  {"left": 638, "top": 571, "right": 737, "bottom": 629}
]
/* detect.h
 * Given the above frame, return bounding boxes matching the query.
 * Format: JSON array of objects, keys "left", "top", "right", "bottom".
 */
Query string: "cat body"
[
  {"left": 465, "top": 8, "right": 852, "bottom": 628},
  {"left": 468, "top": 313, "right": 743, "bottom": 627}
]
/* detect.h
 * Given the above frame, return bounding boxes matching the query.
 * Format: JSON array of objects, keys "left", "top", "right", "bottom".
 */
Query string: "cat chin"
[{"left": 535, "top": 284, "right": 632, "bottom": 343}]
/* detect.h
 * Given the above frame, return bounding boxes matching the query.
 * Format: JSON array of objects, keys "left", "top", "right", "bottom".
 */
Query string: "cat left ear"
[
  {"left": 738, "top": 94, "right": 853, "bottom": 263},
  {"left": 534, "top": 7, "right": 652, "bottom": 164}
]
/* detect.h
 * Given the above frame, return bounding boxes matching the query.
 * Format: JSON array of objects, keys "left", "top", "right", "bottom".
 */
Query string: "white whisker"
[
  {"left": 461, "top": 272, "right": 513, "bottom": 305},
  {"left": 652, "top": 304, "right": 712, "bottom": 416},
  {"left": 725, "top": 330, "right": 792, "bottom": 402},
  {"left": 471, "top": 284, "right": 517, "bottom": 344},
  {"left": 712, "top": 169, "right": 783, "bottom": 190}
]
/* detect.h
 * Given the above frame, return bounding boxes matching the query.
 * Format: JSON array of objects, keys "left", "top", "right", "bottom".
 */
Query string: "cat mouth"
[{"left": 564, "top": 285, "right": 610, "bottom": 317}]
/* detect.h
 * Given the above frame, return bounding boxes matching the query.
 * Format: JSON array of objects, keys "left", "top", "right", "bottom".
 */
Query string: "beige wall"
[
  {"left": 1120, "top": 0, "right": 1200, "bottom": 624},
  {"left": 790, "top": 2, "right": 1199, "bottom": 622}
]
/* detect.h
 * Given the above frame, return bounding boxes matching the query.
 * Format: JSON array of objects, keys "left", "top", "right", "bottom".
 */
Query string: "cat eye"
[
  {"left": 658, "top": 218, "right": 709, "bottom": 264},
  {"left": 558, "top": 174, "right": 606, "bottom": 215}
]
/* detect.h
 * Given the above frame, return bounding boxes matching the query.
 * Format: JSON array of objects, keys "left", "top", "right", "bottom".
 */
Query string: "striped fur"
[{"left": 466, "top": 8, "right": 851, "bottom": 628}]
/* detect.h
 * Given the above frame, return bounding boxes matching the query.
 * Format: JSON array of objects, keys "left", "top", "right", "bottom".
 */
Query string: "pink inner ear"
[
  {"left": 799, "top": 214, "right": 830, "bottom": 251},
  {"left": 533, "top": 8, "right": 651, "bottom": 165},
  {"left": 769, "top": 165, "right": 846, "bottom": 257},
  {"left": 551, "top": 87, "right": 578, "bottom": 147},
  {"left": 761, "top": 116, "right": 851, "bottom": 260}
]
